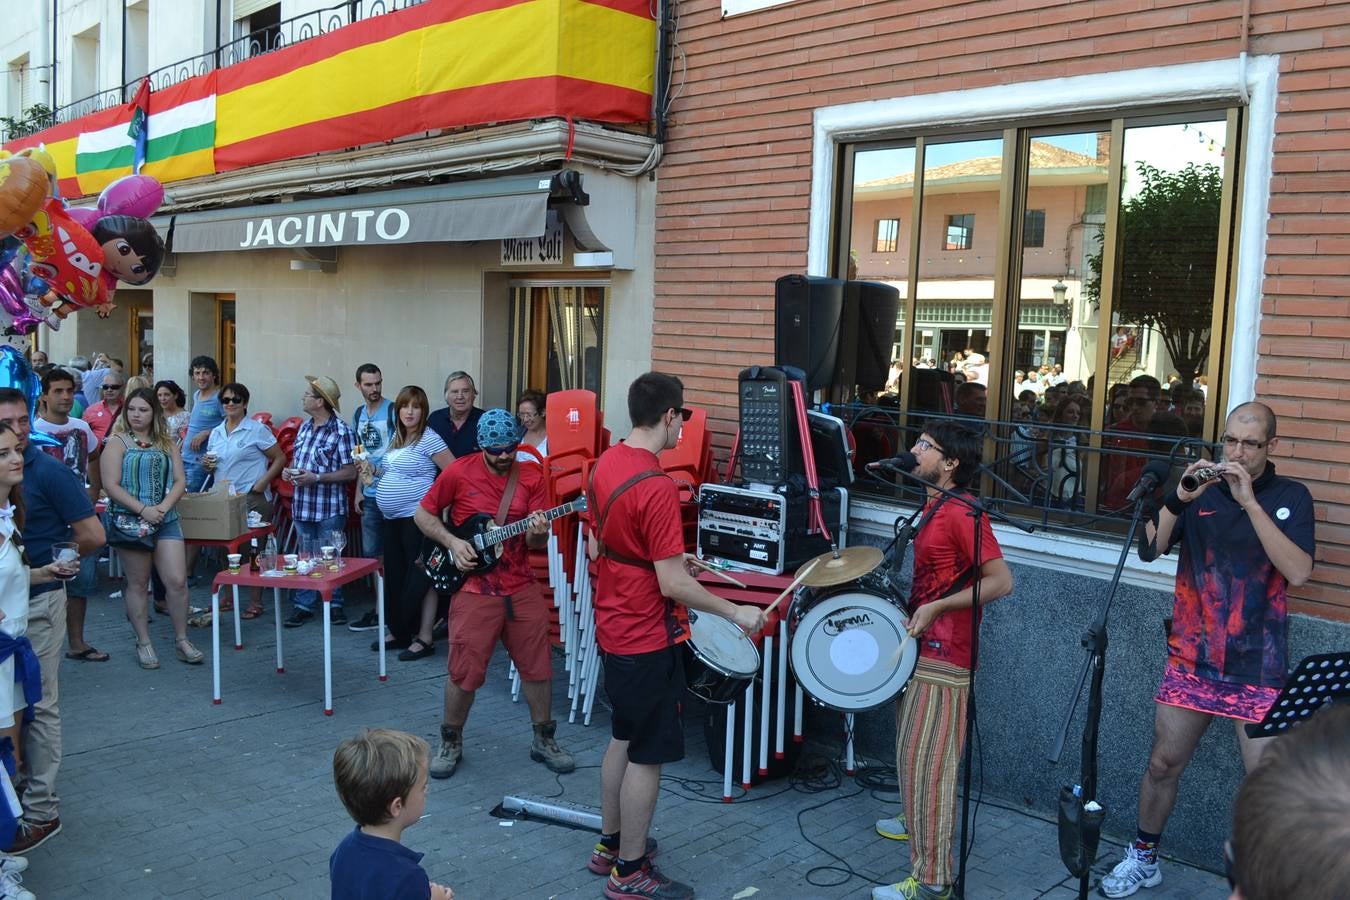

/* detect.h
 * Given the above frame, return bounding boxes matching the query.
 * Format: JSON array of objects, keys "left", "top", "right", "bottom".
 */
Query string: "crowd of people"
[
  {"left": 883, "top": 347, "right": 1215, "bottom": 512},
  {"left": 0, "top": 351, "right": 1330, "bottom": 900}
]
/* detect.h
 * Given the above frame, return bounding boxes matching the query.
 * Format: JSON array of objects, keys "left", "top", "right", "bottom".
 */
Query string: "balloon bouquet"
[{"left": 0, "top": 146, "right": 169, "bottom": 426}]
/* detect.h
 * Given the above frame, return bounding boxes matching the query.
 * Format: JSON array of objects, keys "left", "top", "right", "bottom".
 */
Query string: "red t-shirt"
[
  {"left": 83, "top": 401, "right": 118, "bottom": 444},
  {"left": 589, "top": 442, "right": 686, "bottom": 655},
  {"left": 910, "top": 493, "right": 1003, "bottom": 671},
  {"left": 419, "top": 453, "right": 548, "bottom": 596}
]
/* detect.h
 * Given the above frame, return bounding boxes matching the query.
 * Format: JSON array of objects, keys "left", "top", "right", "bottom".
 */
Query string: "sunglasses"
[
  {"left": 483, "top": 444, "right": 519, "bottom": 457},
  {"left": 102, "top": 384, "right": 125, "bottom": 391},
  {"left": 672, "top": 407, "right": 693, "bottom": 422},
  {"left": 220, "top": 396, "right": 244, "bottom": 405}
]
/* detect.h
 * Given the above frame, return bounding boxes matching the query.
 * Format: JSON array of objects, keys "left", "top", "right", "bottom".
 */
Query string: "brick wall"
[{"left": 653, "top": 0, "right": 1350, "bottom": 617}]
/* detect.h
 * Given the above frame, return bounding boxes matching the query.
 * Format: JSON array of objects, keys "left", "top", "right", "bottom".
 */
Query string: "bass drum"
[
  {"left": 789, "top": 586, "right": 916, "bottom": 712},
  {"left": 684, "top": 609, "right": 761, "bottom": 704}
]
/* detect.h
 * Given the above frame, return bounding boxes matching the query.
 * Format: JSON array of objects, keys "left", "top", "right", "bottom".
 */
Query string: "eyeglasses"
[
  {"left": 220, "top": 396, "right": 244, "bottom": 405},
  {"left": 483, "top": 444, "right": 519, "bottom": 457},
  {"left": 914, "top": 437, "right": 945, "bottom": 455},
  {"left": 1221, "top": 434, "right": 1268, "bottom": 451},
  {"left": 671, "top": 407, "right": 693, "bottom": 422}
]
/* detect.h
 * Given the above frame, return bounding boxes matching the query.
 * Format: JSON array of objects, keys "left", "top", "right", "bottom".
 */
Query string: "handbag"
[{"left": 108, "top": 511, "right": 159, "bottom": 550}]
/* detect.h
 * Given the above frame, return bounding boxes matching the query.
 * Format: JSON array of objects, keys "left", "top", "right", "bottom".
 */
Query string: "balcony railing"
[
  {"left": 3, "top": 0, "right": 428, "bottom": 141},
  {"left": 835, "top": 402, "right": 1214, "bottom": 538}
]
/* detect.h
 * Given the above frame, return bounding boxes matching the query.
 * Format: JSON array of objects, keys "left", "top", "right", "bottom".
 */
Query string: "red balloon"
[{"left": 18, "top": 198, "right": 109, "bottom": 310}]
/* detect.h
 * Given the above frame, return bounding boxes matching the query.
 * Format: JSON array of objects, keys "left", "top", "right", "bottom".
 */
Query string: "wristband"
[{"left": 1163, "top": 490, "right": 1190, "bottom": 516}]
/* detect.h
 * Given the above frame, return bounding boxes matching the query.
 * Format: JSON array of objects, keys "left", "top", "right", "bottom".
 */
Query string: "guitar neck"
[{"left": 476, "top": 500, "right": 579, "bottom": 548}]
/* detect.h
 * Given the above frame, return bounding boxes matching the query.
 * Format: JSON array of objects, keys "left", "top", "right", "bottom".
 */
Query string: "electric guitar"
[{"left": 424, "top": 495, "right": 588, "bottom": 594}]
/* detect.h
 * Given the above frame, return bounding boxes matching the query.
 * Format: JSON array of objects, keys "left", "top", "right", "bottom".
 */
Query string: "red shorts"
[{"left": 447, "top": 580, "right": 553, "bottom": 691}]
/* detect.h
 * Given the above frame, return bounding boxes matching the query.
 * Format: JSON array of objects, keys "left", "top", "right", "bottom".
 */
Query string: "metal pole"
[
  {"left": 121, "top": 0, "right": 128, "bottom": 101},
  {"left": 215, "top": 0, "right": 223, "bottom": 68},
  {"left": 50, "top": 0, "right": 58, "bottom": 110}
]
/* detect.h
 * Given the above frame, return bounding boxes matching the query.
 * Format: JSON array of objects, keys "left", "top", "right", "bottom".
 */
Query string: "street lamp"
[{"left": 1052, "top": 279, "right": 1068, "bottom": 305}]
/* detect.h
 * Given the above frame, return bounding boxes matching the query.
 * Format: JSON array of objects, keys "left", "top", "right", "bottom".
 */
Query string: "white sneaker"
[
  {"left": 0, "top": 858, "right": 26, "bottom": 876},
  {"left": 1099, "top": 846, "right": 1162, "bottom": 898},
  {"left": 874, "top": 814, "right": 910, "bottom": 841},
  {"left": 0, "top": 870, "right": 35, "bottom": 900}
]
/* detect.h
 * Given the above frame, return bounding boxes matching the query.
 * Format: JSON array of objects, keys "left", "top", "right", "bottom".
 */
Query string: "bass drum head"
[
  {"left": 789, "top": 589, "right": 916, "bottom": 712},
  {"left": 687, "top": 609, "right": 760, "bottom": 677}
]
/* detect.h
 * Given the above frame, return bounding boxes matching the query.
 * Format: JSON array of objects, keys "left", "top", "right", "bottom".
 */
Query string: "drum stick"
[
  {"left": 686, "top": 555, "right": 748, "bottom": 589},
  {"left": 764, "top": 559, "right": 818, "bottom": 617}
]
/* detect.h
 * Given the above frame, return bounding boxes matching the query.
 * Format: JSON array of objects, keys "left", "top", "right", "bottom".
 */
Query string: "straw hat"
[{"left": 305, "top": 375, "right": 342, "bottom": 412}]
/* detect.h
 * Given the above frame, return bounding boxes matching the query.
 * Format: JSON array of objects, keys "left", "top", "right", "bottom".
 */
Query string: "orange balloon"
[{"left": 0, "top": 156, "right": 49, "bottom": 237}]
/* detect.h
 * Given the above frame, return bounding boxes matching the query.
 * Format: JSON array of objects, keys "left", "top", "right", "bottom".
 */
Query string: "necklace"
[{"left": 133, "top": 436, "right": 153, "bottom": 449}]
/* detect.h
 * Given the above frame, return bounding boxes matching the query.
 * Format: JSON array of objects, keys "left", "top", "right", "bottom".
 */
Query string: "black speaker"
[
  {"left": 774, "top": 274, "right": 843, "bottom": 392},
  {"left": 838, "top": 280, "right": 901, "bottom": 391}
]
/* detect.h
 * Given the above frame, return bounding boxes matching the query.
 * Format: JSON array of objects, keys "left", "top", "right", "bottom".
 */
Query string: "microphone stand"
[
  {"left": 1047, "top": 491, "right": 1150, "bottom": 900},
  {"left": 872, "top": 462, "right": 1033, "bottom": 900}
]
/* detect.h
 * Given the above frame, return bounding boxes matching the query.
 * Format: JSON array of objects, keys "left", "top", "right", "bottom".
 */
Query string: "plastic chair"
[
  {"left": 251, "top": 411, "right": 273, "bottom": 429},
  {"left": 546, "top": 390, "right": 600, "bottom": 461}
]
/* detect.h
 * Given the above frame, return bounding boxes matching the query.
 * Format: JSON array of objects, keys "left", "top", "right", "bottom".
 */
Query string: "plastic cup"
[
  {"left": 283, "top": 553, "right": 298, "bottom": 572},
  {"left": 227, "top": 553, "right": 242, "bottom": 573}
]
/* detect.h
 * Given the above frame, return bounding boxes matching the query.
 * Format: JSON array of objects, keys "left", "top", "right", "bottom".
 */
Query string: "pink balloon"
[
  {"left": 67, "top": 206, "right": 101, "bottom": 229},
  {"left": 97, "top": 174, "right": 164, "bottom": 219}
]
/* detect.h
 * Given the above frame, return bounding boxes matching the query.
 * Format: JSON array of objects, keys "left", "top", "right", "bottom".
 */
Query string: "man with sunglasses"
[
  {"left": 414, "top": 408, "right": 574, "bottom": 780},
  {"left": 81, "top": 371, "right": 126, "bottom": 445},
  {"left": 1100, "top": 401, "right": 1315, "bottom": 898},
  {"left": 585, "top": 372, "right": 765, "bottom": 900}
]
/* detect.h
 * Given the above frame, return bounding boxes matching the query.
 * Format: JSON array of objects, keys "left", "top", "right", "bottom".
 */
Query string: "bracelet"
[
  {"left": 139, "top": 503, "right": 146, "bottom": 515},
  {"left": 1163, "top": 490, "right": 1190, "bottom": 516}
]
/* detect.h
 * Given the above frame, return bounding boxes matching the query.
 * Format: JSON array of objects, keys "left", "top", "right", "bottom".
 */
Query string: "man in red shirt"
[
  {"left": 414, "top": 408, "right": 573, "bottom": 779},
  {"left": 81, "top": 370, "right": 125, "bottom": 445},
  {"left": 873, "top": 419, "right": 1013, "bottom": 900},
  {"left": 586, "top": 372, "right": 764, "bottom": 900}
]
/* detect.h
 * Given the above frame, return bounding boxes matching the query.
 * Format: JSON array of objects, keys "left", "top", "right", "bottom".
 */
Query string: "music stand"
[{"left": 1245, "top": 652, "right": 1350, "bottom": 739}]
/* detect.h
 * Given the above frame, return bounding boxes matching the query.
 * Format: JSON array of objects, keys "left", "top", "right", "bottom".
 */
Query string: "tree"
[{"left": 1083, "top": 161, "right": 1222, "bottom": 386}]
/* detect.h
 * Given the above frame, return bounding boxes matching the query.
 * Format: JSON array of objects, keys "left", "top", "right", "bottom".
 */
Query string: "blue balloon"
[{"left": 0, "top": 345, "right": 56, "bottom": 448}]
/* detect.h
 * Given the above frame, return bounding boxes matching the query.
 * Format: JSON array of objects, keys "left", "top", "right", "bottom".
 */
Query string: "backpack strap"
[{"left": 587, "top": 464, "right": 668, "bottom": 571}]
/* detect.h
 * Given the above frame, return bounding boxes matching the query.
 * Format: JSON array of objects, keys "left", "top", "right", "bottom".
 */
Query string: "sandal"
[
  {"left": 176, "top": 640, "right": 204, "bottom": 664},
  {"left": 241, "top": 605, "right": 265, "bottom": 620},
  {"left": 65, "top": 646, "right": 110, "bottom": 662},
  {"left": 397, "top": 639, "right": 435, "bottom": 662},
  {"left": 187, "top": 609, "right": 213, "bottom": 628},
  {"left": 136, "top": 641, "right": 160, "bottom": 670}
]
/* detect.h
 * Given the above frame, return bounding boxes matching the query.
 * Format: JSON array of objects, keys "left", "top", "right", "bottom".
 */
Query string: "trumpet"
[{"left": 1180, "top": 465, "right": 1223, "bottom": 492}]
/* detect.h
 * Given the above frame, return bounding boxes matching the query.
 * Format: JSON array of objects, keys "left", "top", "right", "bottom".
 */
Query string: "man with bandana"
[{"left": 414, "top": 408, "right": 573, "bottom": 780}]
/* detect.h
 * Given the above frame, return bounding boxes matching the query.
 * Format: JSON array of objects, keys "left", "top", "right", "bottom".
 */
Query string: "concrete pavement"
[{"left": 18, "top": 574, "right": 1230, "bottom": 899}]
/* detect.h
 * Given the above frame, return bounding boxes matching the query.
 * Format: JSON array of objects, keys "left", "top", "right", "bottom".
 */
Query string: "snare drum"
[
  {"left": 684, "top": 610, "right": 761, "bottom": 704},
  {"left": 788, "top": 585, "right": 917, "bottom": 711}
]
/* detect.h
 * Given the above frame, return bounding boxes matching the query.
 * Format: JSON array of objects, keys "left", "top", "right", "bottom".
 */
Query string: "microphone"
[
  {"left": 1126, "top": 460, "right": 1171, "bottom": 503},
  {"left": 866, "top": 451, "right": 919, "bottom": 472}
]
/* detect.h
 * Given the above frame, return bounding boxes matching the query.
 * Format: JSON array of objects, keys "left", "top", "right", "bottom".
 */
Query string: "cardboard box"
[{"left": 176, "top": 489, "right": 249, "bottom": 541}]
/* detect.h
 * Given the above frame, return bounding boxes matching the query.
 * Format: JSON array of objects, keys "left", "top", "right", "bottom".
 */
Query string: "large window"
[{"left": 836, "top": 109, "right": 1242, "bottom": 529}]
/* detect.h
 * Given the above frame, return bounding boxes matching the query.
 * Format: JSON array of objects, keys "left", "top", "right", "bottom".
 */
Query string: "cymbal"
[{"left": 799, "top": 546, "right": 883, "bottom": 588}]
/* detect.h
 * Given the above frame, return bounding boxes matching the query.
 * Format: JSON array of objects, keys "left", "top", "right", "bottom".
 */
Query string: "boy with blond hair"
[{"left": 330, "top": 729, "right": 453, "bottom": 900}]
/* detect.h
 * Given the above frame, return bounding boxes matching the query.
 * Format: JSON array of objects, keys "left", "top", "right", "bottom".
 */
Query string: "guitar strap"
[{"left": 495, "top": 463, "right": 521, "bottom": 526}]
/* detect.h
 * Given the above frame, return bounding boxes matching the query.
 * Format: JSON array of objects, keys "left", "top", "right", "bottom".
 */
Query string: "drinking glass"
[
  {"left": 52, "top": 542, "right": 80, "bottom": 581},
  {"left": 329, "top": 529, "right": 348, "bottom": 569}
]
